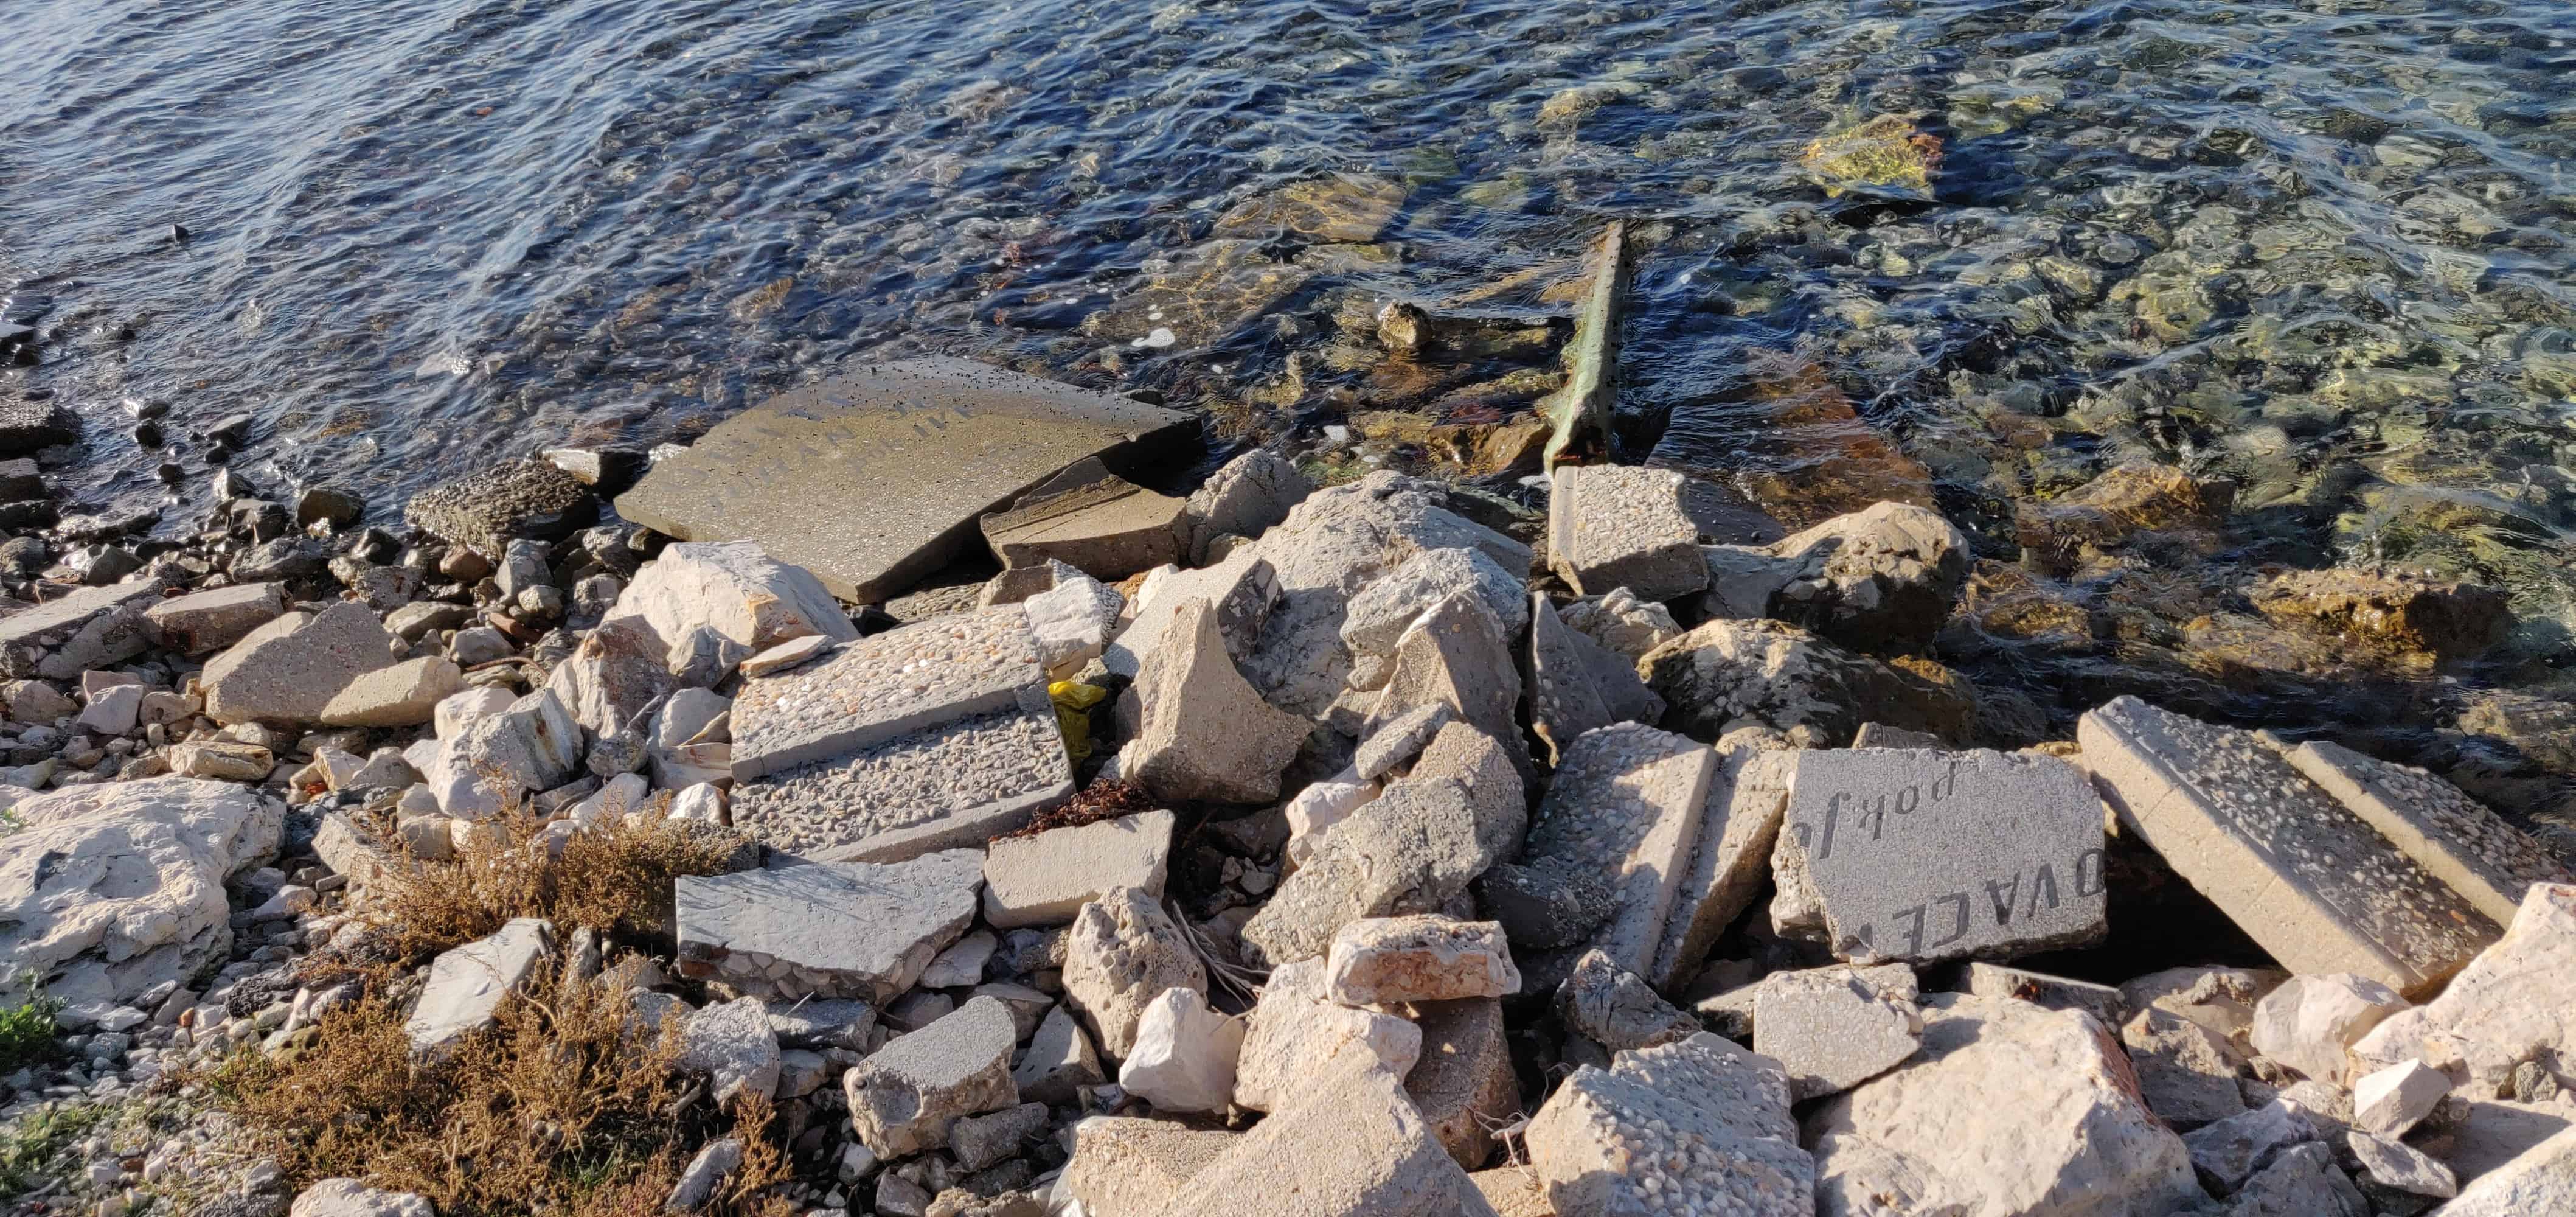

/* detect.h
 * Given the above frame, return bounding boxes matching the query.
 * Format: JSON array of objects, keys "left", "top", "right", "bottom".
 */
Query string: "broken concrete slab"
[
  {"left": 1115, "top": 598, "right": 1309, "bottom": 805},
  {"left": 1238, "top": 775, "right": 1496, "bottom": 969},
  {"left": 142, "top": 583, "right": 288, "bottom": 655},
  {"left": 1408, "top": 721, "right": 1527, "bottom": 866},
  {"left": 1644, "top": 617, "right": 1976, "bottom": 747},
  {"left": 1182, "top": 448, "right": 1311, "bottom": 565},
  {"left": 730, "top": 604, "right": 1042, "bottom": 781},
  {"left": 980, "top": 472, "right": 1186, "bottom": 579},
  {"left": 1100, "top": 550, "right": 1278, "bottom": 680},
  {"left": 844, "top": 994, "right": 1019, "bottom": 1158},
  {"left": 1063, "top": 886, "right": 1206, "bottom": 1060},
  {"left": 2285, "top": 739, "right": 2572, "bottom": 927},
  {"left": 406, "top": 917, "right": 552, "bottom": 1056},
  {"left": 1060, "top": 1117, "right": 1239, "bottom": 1217},
  {"left": 202, "top": 602, "right": 403, "bottom": 726},
  {"left": 730, "top": 690, "right": 1072, "bottom": 863},
  {"left": 1962, "top": 963, "right": 2128, "bottom": 1028},
  {"left": 2437, "top": 1125, "right": 2576, "bottom": 1215},
  {"left": 1526, "top": 1032, "right": 1813, "bottom": 1216},
  {"left": 319, "top": 657, "right": 466, "bottom": 729},
  {"left": 1407, "top": 997, "right": 1518, "bottom": 1171},
  {"left": 1777, "top": 747, "right": 2107, "bottom": 965},
  {"left": 2353, "top": 1059, "right": 2449, "bottom": 1137},
  {"left": 1809, "top": 993, "right": 2205, "bottom": 1217},
  {"left": 1151, "top": 1042, "right": 1498, "bottom": 1217},
  {"left": 1558, "top": 949, "right": 1699, "bottom": 1051},
  {"left": 2249, "top": 972, "right": 2408, "bottom": 1085},
  {"left": 678, "top": 995, "right": 782, "bottom": 1104},
  {"left": 2080, "top": 696, "right": 2499, "bottom": 997},
  {"left": 1235, "top": 957, "right": 1423, "bottom": 1114},
  {"left": 1359, "top": 591, "right": 1521, "bottom": 761},
  {"left": 1339, "top": 547, "right": 1529, "bottom": 682},
  {"left": 2182, "top": 1097, "right": 2318, "bottom": 1193},
  {"left": 0, "top": 582, "right": 167, "bottom": 682},
  {"left": 1752, "top": 966, "right": 1923, "bottom": 1101},
  {"left": 980, "top": 809, "right": 1174, "bottom": 929},
  {"left": 673, "top": 852, "right": 982, "bottom": 1003},
  {"left": 405, "top": 458, "right": 595, "bottom": 555},
  {"left": 2120, "top": 1006, "right": 2249, "bottom": 1132},
  {"left": 1324, "top": 916, "right": 1520, "bottom": 1006},
  {"left": 616, "top": 357, "right": 1195, "bottom": 602},
  {"left": 1545, "top": 464, "right": 1709, "bottom": 602},
  {"left": 1519, "top": 723, "right": 1717, "bottom": 977},
  {"left": 1650, "top": 745, "right": 1792, "bottom": 991},
  {"left": 1525, "top": 591, "right": 1665, "bottom": 765},
  {"left": 1022, "top": 569, "right": 1122, "bottom": 678}
]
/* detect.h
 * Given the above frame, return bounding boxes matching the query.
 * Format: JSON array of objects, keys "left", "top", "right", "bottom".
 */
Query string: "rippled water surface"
[{"left": 7, "top": 0, "right": 2576, "bottom": 700}]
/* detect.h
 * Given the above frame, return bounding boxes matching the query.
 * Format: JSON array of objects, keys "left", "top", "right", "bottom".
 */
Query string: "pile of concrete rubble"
[{"left": 5, "top": 363, "right": 2575, "bottom": 1217}]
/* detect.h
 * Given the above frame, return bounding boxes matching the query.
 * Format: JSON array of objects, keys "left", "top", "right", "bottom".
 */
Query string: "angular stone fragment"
[
  {"left": 2353, "top": 1059, "right": 2449, "bottom": 1137},
  {"left": 1777, "top": 747, "right": 2106, "bottom": 965},
  {"left": 202, "top": 602, "right": 401, "bottom": 725},
  {"left": 1474, "top": 860, "right": 1615, "bottom": 952},
  {"left": 2431, "top": 1125, "right": 2575, "bottom": 1215},
  {"left": 950, "top": 1101, "right": 1048, "bottom": 1173},
  {"left": 729, "top": 693, "right": 1072, "bottom": 863},
  {"left": 1011, "top": 1004, "right": 1105, "bottom": 1104},
  {"left": 1644, "top": 618, "right": 1974, "bottom": 746},
  {"left": 1407, "top": 721, "right": 1527, "bottom": 863},
  {"left": 2122, "top": 965, "right": 2280, "bottom": 1059},
  {"left": 1527, "top": 1033, "right": 1813, "bottom": 1217},
  {"left": 1325, "top": 916, "right": 1519, "bottom": 1006},
  {"left": 1352, "top": 703, "right": 1451, "bottom": 781},
  {"left": 673, "top": 852, "right": 982, "bottom": 1003},
  {"left": 2367, "top": 882, "right": 2576, "bottom": 1098},
  {"left": 1239, "top": 775, "right": 1495, "bottom": 969},
  {"left": 1235, "top": 957, "right": 1423, "bottom": 1112},
  {"left": 2285, "top": 739, "right": 2571, "bottom": 927},
  {"left": 1558, "top": 587, "right": 1679, "bottom": 663},
  {"left": 2224, "top": 1141, "right": 2367, "bottom": 1216},
  {"left": 1752, "top": 966, "right": 1923, "bottom": 1101},
  {"left": 2122, "top": 1006, "right": 2249, "bottom": 1132},
  {"left": 1063, "top": 887, "right": 1206, "bottom": 1059},
  {"left": 1962, "top": 963, "right": 2129, "bottom": 1027},
  {"left": 1811, "top": 994, "right": 2203, "bottom": 1216},
  {"left": 1524, "top": 593, "right": 1664, "bottom": 765},
  {"left": 981, "top": 809, "right": 1173, "bottom": 929},
  {"left": 1148, "top": 1038, "right": 1495, "bottom": 1217},
  {"left": 319, "top": 657, "right": 466, "bottom": 728},
  {"left": 1022, "top": 568, "right": 1122, "bottom": 677},
  {"left": 613, "top": 540, "right": 858, "bottom": 658},
  {"left": 843, "top": 995, "right": 1019, "bottom": 1158},
  {"left": 1340, "top": 548, "right": 1529, "bottom": 679},
  {"left": 143, "top": 583, "right": 288, "bottom": 655},
  {"left": 1359, "top": 591, "right": 1521, "bottom": 764},
  {"left": 617, "top": 358, "right": 1194, "bottom": 602},
  {"left": 1060, "top": 1117, "right": 1238, "bottom": 1217},
  {"left": 1407, "top": 997, "right": 1518, "bottom": 1170},
  {"left": 1, "top": 580, "right": 163, "bottom": 682},
  {"left": 1557, "top": 949, "right": 1697, "bottom": 1051},
  {"left": 172, "top": 739, "right": 277, "bottom": 782},
  {"left": 734, "top": 633, "right": 823, "bottom": 679},
  {"left": 1100, "top": 551, "right": 1278, "bottom": 681},
  {"left": 1115, "top": 599, "right": 1308, "bottom": 804},
  {"left": 1546, "top": 464, "right": 1710, "bottom": 602},
  {"left": 1182, "top": 448, "right": 1311, "bottom": 565},
  {"left": 1119, "top": 987, "right": 1244, "bottom": 1114},
  {"left": 2249, "top": 972, "right": 2408, "bottom": 1085},
  {"left": 432, "top": 688, "right": 583, "bottom": 818},
  {"left": 679, "top": 994, "right": 782, "bottom": 1104},
  {"left": 2081, "top": 697, "right": 2499, "bottom": 997},
  {"left": 2184, "top": 1097, "right": 2318, "bottom": 1193},
  {"left": 1651, "top": 745, "right": 1791, "bottom": 990},
  {"left": 1519, "top": 724, "right": 1717, "bottom": 976},
  {"left": 1751, "top": 501, "right": 1970, "bottom": 654},
  {"left": 981, "top": 471, "right": 1186, "bottom": 579},
  {"left": 731, "top": 604, "right": 1041, "bottom": 780},
  {"left": 407, "top": 917, "right": 552, "bottom": 1056},
  {"left": 2348, "top": 1130, "right": 2457, "bottom": 1200}
]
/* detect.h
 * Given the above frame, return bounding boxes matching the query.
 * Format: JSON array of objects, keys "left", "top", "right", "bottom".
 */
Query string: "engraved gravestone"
[{"left": 1780, "top": 748, "right": 2107, "bottom": 964}]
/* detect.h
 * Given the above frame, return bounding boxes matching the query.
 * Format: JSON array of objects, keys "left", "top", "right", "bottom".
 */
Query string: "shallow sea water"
[{"left": 6, "top": 0, "right": 2576, "bottom": 722}]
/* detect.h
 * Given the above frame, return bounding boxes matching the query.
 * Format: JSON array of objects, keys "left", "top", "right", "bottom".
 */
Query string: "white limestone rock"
[
  {"left": 607, "top": 540, "right": 858, "bottom": 655},
  {"left": 1119, "top": 986, "right": 1245, "bottom": 1114},
  {"left": 2249, "top": 972, "right": 2409, "bottom": 1085}
]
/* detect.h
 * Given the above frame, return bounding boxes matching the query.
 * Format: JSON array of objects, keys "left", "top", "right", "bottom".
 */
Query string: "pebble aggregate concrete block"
[
  {"left": 406, "top": 917, "right": 552, "bottom": 1056},
  {"left": 404, "top": 458, "right": 594, "bottom": 554},
  {"left": 616, "top": 357, "right": 1195, "bottom": 603},
  {"left": 1526, "top": 1033, "right": 1811, "bottom": 1217},
  {"left": 2286, "top": 738, "right": 2572, "bottom": 926},
  {"left": 201, "top": 602, "right": 401, "bottom": 725},
  {"left": 1519, "top": 723, "right": 1717, "bottom": 977},
  {"left": 674, "top": 851, "right": 982, "bottom": 1004},
  {"left": 2080, "top": 696, "right": 2498, "bottom": 997},
  {"left": 1809, "top": 993, "right": 2204, "bottom": 1217},
  {"left": 1117, "top": 598, "right": 1309, "bottom": 804},
  {"left": 2, "top": 580, "right": 163, "bottom": 681},
  {"left": 143, "top": 583, "right": 288, "bottom": 655},
  {"left": 2368, "top": 882, "right": 2576, "bottom": 1097},
  {"left": 730, "top": 604, "right": 1041, "bottom": 780},
  {"left": 1147, "top": 1042, "right": 1499, "bottom": 1217},
  {"left": 731, "top": 691, "right": 1072, "bottom": 863},
  {"left": 1525, "top": 591, "right": 1664, "bottom": 765},
  {"left": 1780, "top": 746, "right": 2107, "bottom": 965},
  {"left": 1651, "top": 745, "right": 1791, "bottom": 991},
  {"left": 980, "top": 809, "right": 1173, "bottom": 929},
  {"left": 980, "top": 472, "right": 1187, "bottom": 579},
  {"left": 1407, "top": 721, "right": 1527, "bottom": 865},
  {"left": 1545, "top": 464, "right": 1710, "bottom": 602},
  {"left": 842, "top": 995, "right": 1019, "bottom": 1159}
]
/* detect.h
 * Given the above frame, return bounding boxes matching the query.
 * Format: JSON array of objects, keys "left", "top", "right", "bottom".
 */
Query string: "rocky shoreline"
[{"left": 1, "top": 354, "right": 2575, "bottom": 1217}]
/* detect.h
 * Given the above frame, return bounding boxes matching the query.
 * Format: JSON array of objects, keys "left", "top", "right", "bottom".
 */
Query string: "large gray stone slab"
[
  {"left": 1521, "top": 723, "right": 1718, "bottom": 977},
  {"left": 616, "top": 357, "right": 1195, "bottom": 602},
  {"left": 142, "top": 583, "right": 288, "bottom": 655},
  {"left": 729, "top": 604, "right": 1043, "bottom": 780},
  {"left": 2285, "top": 738, "right": 2571, "bottom": 927},
  {"left": 0, "top": 580, "right": 163, "bottom": 682},
  {"left": 674, "top": 851, "right": 984, "bottom": 1003},
  {"left": 730, "top": 691, "right": 1073, "bottom": 863},
  {"left": 2080, "top": 696, "right": 2499, "bottom": 997},
  {"left": 1777, "top": 747, "right": 2107, "bottom": 965}
]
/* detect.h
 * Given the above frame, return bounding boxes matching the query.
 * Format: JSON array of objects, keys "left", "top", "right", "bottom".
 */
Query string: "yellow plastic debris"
[{"left": 1050, "top": 680, "right": 1110, "bottom": 762}]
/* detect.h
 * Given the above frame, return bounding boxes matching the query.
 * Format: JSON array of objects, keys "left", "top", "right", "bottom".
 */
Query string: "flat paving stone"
[
  {"left": 729, "top": 604, "right": 1041, "bottom": 781},
  {"left": 730, "top": 691, "right": 1072, "bottom": 863},
  {"left": 2080, "top": 696, "right": 2499, "bottom": 997},
  {"left": 616, "top": 357, "right": 1195, "bottom": 603},
  {"left": 674, "top": 851, "right": 984, "bottom": 1003},
  {"left": 2285, "top": 738, "right": 2572, "bottom": 927},
  {"left": 1521, "top": 723, "right": 1718, "bottom": 977},
  {"left": 1779, "top": 746, "right": 2108, "bottom": 965},
  {"left": 1544, "top": 464, "right": 1710, "bottom": 602}
]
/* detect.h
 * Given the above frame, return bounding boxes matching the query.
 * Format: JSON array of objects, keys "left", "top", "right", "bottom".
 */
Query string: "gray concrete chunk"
[
  {"left": 616, "top": 357, "right": 1195, "bottom": 602},
  {"left": 981, "top": 809, "right": 1174, "bottom": 929},
  {"left": 2285, "top": 739, "right": 2572, "bottom": 927},
  {"left": 406, "top": 917, "right": 552, "bottom": 1056},
  {"left": 730, "top": 604, "right": 1042, "bottom": 781},
  {"left": 843, "top": 995, "right": 1019, "bottom": 1159},
  {"left": 1240, "top": 775, "right": 1496, "bottom": 969},
  {"left": 1116, "top": 598, "right": 1309, "bottom": 805},
  {"left": 2080, "top": 696, "right": 2498, "bottom": 997},
  {"left": 1521, "top": 724, "right": 1718, "bottom": 977},
  {"left": 1544, "top": 464, "right": 1711, "bottom": 602},
  {"left": 1651, "top": 745, "right": 1791, "bottom": 991},
  {"left": 142, "top": 583, "right": 288, "bottom": 655},
  {"left": 1526, "top": 1033, "right": 1813, "bottom": 1216},
  {"left": 3, "top": 581, "right": 164, "bottom": 682},
  {"left": 731, "top": 691, "right": 1072, "bottom": 863},
  {"left": 674, "top": 851, "right": 983, "bottom": 1003},
  {"left": 981, "top": 472, "right": 1186, "bottom": 579},
  {"left": 202, "top": 602, "right": 402, "bottom": 726},
  {"left": 1779, "top": 747, "right": 2108, "bottom": 965}
]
